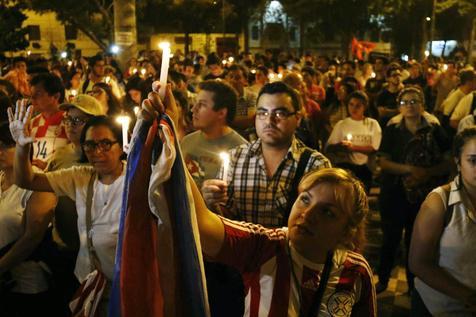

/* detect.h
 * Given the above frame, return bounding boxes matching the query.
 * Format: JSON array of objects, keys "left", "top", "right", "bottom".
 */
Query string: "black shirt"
[{"left": 379, "top": 118, "right": 450, "bottom": 194}]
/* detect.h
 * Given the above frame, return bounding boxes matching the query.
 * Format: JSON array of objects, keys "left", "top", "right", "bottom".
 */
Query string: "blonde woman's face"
[{"left": 288, "top": 183, "right": 350, "bottom": 254}]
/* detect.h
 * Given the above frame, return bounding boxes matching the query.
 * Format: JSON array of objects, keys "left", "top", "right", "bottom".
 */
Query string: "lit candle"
[
  {"left": 67, "top": 60, "right": 73, "bottom": 67},
  {"left": 158, "top": 41, "right": 171, "bottom": 99},
  {"left": 70, "top": 89, "right": 78, "bottom": 97},
  {"left": 116, "top": 115, "right": 131, "bottom": 152},
  {"left": 133, "top": 106, "right": 140, "bottom": 116},
  {"left": 140, "top": 68, "right": 146, "bottom": 76},
  {"left": 346, "top": 133, "right": 353, "bottom": 142},
  {"left": 104, "top": 76, "right": 111, "bottom": 84},
  {"left": 219, "top": 152, "right": 230, "bottom": 183},
  {"left": 371, "top": 72, "right": 376, "bottom": 78}
]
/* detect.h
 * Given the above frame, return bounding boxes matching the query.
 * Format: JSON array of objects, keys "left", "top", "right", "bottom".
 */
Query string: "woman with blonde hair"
[{"left": 188, "top": 167, "right": 376, "bottom": 316}]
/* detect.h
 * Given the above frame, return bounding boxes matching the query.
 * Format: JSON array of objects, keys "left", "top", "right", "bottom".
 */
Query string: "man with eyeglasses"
[
  {"left": 202, "top": 82, "right": 330, "bottom": 228},
  {"left": 376, "top": 63, "right": 404, "bottom": 127}
]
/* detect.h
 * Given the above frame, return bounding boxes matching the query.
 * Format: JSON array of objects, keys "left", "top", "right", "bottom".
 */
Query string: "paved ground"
[{"left": 365, "top": 189, "right": 411, "bottom": 317}]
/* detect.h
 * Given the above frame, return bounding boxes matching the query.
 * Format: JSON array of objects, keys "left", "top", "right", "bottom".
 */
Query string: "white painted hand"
[{"left": 7, "top": 99, "right": 34, "bottom": 146}]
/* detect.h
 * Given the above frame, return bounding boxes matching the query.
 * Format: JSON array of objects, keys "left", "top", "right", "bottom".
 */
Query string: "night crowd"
[{"left": 0, "top": 47, "right": 475, "bottom": 317}]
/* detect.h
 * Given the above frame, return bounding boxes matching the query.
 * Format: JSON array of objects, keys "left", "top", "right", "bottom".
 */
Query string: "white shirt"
[
  {"left": 327, "top": 117, "right": 382, "bottom": 165},
  {"left": 46, "top": 164, "right": 125, "bottom": 281},
  {"left": 457, "top": 113, "right": 476, "bottom": 133},
  {"left": 0, "top": 177, "right": 49, "bottom": 294},
  {"left": 450, "top": 92, "right": 475, "bottom": 121},
  {"left": 415, "top": 177, "right": 476, "bottom": 316},
  {"left": 442, "top": 89, "right": 466, "bottom": 116}
]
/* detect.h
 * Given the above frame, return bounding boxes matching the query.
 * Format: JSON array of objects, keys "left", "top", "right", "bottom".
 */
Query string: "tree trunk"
[
  {"left": 299, "top": 19, "right": 304, "bottom": 57},
  {"left": 469, "top": 17, "right": 476, "bottom": 65},
  {"left": 243, "top": 14, "right": 250, "bottom": 52},
  {"left": 113, "top": 0, "right": 137, "bottom": 71},
  {"left": 184, "top": 31, "right": 190, "bottom": 56}
]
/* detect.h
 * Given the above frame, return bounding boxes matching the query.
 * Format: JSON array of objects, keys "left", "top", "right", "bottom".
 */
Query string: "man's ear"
[{"left": 218, "top": 107, "right": 228, "bottom": 122}]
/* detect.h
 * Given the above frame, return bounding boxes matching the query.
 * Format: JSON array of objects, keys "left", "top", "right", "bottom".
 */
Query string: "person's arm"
[
  {"left": 0, "top": 192, "right": 56, "bottom": 275},
  {"left": 13, "top": 143, "right": 53, "bottom": 192},
  {"left": 409, "top": 193, "right": 476, "bottom": 310},
  {"left": 7, "top": 102, "right": 53, "bottom": 192},
  {"left": 379, "top": 156, "right": 412, "bottom": 175},
  {"left": 349, "top": 144, "right": 377, "bottom": 154},
  {"left": 188, "top": 172, "right": 225, "bottom": 257}
]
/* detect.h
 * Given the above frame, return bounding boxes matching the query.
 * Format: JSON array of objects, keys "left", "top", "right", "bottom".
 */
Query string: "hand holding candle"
[
  {"left": 158, "top": 41, "right": 171, "bottom": 99},
  {"left": 219, "top": 152, "right": 230, "bottom": 183}
]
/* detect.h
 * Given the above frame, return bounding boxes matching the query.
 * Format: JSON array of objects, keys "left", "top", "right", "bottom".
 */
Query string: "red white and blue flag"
[{"left": 109, "top": 115, "right": 209, "bottom": 317}]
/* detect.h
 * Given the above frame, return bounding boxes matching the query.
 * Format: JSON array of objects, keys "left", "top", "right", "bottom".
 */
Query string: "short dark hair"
[
  {"left": 460, "top": 70, "right": 476, "bottom": 85},
  {"left": 301, "top": 66, "right": 316, "bottom": 76},
  {"left": 12, "top": 56, "right": 27, "bottom": 66},
  {"left": 226, "top": 64, "right": 248, "bottom": 78},
  {"left": 386, "top": 63, "right": 402, "bottom": 78},
  {"left": 257, "top": 82, "right": 302, "bottom": 112},
  {"left": 168, "top": 70, "right": 187, "bottom": 85},
  {"left": 346, "top": 90, "right": 369, "bottom": 108},
  {"left": 198, "top": 80, "right": 238, "bottom": 124},
  {"left": 89, "top": 54, "right": 105, "bottom": 67},
  {"left": 79, "top": 115, "right": 124, "bottom": 162},
  {"left": 30, "top": 72, "right": 65, "bottom": 103},
  {"left": 0, "top": 122, "right": 15, "bottom": 147}
]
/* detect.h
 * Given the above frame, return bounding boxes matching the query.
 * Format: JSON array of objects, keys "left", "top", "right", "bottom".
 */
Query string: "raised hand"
[{"left": 7, "top": 99, "right": 34, "bottom": 146}]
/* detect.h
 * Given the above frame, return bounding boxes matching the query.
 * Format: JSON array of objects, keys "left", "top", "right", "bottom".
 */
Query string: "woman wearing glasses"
[
  {"left": 8, "top": 105, "right": 125, "bottom": 315},
  {"left": 376, "top": 87, "right": 451, "bottom": 294}
]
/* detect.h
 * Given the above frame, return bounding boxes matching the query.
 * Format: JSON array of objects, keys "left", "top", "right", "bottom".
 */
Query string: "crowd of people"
[{"left": 0, "top": 46, "right": 475, "bottom": 316}]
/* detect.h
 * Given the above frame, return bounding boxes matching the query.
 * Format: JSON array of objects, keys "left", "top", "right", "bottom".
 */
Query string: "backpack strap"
[
  {"left": 285, "top": 149, "right": 312, "bottom": 220},
  {"left": 85, "top": 171, "right": 102, "bottom": 271}
]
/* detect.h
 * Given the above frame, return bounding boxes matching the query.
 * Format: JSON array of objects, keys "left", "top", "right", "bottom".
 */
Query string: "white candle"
[
  {"left": 116, "top": 115, "right": 131, "bottom": 152},
  {"left": 219, "top": 152, "right": 230, "bottom": 183},
  {"left": 346, "top": 133, "right": 353, "bottom": 142},
  {"left": 158, "top": 42, "right": 171, "bottom": 99}
]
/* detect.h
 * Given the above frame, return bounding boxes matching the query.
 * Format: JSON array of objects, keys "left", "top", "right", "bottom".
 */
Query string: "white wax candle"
[
  {"left": 346, "top": 133, "right": 353, "bottom": 142},
  {"left": 158, "top": 42, "right": 171, "bottom": 99},
  {"left": 219, "top": 152, "right": 230, "bottom": 183},
  {"left": 116, "top": 116, "right": 131, "bottom": 152}
]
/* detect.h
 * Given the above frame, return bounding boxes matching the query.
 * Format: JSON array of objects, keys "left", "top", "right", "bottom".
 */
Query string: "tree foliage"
[
  {"left": 25, "top": 0, "right": 114, "bottom": 49},
  {"left": 0, "top": 2, "right": 29, "bottom": 52}
]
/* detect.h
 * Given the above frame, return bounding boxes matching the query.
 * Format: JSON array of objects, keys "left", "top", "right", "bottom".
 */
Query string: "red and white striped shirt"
[
  {"left": 214, "top": 218, "right": 377, "bottom": 317},
  {"left": 30, "top": 111, "right": 68, "bottom": 164}
]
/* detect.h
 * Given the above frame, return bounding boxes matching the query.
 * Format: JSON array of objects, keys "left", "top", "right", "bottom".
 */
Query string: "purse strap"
[{"left": 86, "top": 172, "right": 102, "bottom": 271}]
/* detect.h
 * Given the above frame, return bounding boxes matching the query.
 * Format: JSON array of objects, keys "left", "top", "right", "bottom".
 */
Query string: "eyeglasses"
[
  {"left": 63, "top": 116, "right": 89, "bottom": 127},
  {"left": 82, "top": 139, "right": 118, "bottom": 153},
  {"left": 399, "top": 99, "right": 421, "bottom": 106},
  {"left": 256, "top": 109, "right": 297, "bottom": 121}
]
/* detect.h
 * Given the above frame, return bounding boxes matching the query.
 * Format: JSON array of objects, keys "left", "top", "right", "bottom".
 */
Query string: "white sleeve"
[
  {"left": 45, "top": 166, "right": 93, "bottom": 201},
  {"left": 450, "top": 94, "right": 472, "bottom": 121},
  {"left": 371, "top": 120, "right": 382, "bottom": 150},
  {"left": 327, "top": 120, "right": 344, "bottom": 145},
  {"left": 457, "top": 115, "right": 475, "bottom": 133}
]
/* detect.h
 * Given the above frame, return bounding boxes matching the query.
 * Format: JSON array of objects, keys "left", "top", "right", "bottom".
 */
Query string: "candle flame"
[{"left": 159, "top": 41, "right": 170, "bottom": 50}]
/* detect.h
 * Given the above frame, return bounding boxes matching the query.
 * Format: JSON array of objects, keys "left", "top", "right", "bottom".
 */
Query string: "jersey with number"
[
  {"left": 30, "top": 111, "right": 68, "bottom": 164},
  {"left": 214, "top": 217, "right": 377, "bottom": 317}
]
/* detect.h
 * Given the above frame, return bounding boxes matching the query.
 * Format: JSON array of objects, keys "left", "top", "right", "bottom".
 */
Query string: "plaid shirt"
[{"left": 224, "top": 137, "right": 331, "bottom": 228}]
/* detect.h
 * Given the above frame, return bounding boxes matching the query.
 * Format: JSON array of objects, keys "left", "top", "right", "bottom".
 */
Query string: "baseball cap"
[{"left": 59, "top": 94, "right": 105, "bottom": 116}]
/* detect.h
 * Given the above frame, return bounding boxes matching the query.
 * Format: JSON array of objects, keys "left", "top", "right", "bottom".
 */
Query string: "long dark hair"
[{"left": 93, "top": 82, "right": 122, "bottom": 116}]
